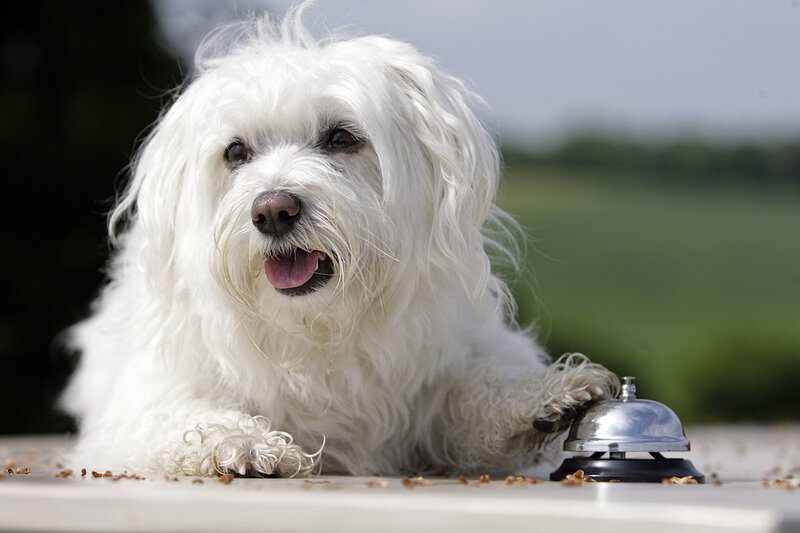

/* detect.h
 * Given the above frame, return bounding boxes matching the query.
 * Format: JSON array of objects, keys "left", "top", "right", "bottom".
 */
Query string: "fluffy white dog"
[{"left": 61, "top": 7, "right": 618, "bottom": 477}]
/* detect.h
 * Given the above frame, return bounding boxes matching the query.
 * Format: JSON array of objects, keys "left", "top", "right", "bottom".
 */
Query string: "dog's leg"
[
  {"left": 70, "top": 395, "right": 321, "bottom": 478},
  {"left": 434, "top": 352, "right": 618, "bottom": 474}
]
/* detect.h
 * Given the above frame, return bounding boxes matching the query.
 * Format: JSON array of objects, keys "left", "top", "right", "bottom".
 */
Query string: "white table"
[{"left": 1, "top": 426, "right": 798, "bottom": 532}]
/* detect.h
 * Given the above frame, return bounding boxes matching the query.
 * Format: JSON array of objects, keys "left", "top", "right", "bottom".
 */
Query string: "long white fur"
[{"left": 61, "top": 5, "right": 618, "bottom": 477}]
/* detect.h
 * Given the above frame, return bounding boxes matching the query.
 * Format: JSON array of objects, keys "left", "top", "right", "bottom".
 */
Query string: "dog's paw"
[
  {"left": 532, "top": 384, "right": 607, "bottom": 433},
  {"left": 169, "top": 415, "right": 322, "bottom": 477},
  {"left": 531, "top": 353, "right": 619, "bottom": 434}
]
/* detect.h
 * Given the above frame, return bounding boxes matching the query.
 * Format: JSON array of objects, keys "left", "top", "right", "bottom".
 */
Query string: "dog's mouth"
[{"left": 263, "top": 249, "right": 334, "bottom": 296}]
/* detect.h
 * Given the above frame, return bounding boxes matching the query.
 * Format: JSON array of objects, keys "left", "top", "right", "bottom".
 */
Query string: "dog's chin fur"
[{"left": 60, "top": 5, "right": 618, "bottom": 477}]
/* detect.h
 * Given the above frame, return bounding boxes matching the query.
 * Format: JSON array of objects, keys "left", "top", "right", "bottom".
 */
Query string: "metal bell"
[{"left": 549, "top": 377, "right": 705, "bottom": 483}]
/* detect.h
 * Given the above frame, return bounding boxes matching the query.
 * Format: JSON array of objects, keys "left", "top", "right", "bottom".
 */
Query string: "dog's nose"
[{"left": 251, "top": 191, "right": 301, "bottom": 236}]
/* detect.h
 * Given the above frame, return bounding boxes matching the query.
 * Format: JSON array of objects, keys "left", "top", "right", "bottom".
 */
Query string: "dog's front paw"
[
  {"left": 532, "top": 384, "right": 607, "bottom": 433},
  {"left": 169, "top": 415, "right": 322, "bottom": 477},
  {"left": 531, "top": 353, "right": 618, "bottom": 434}
]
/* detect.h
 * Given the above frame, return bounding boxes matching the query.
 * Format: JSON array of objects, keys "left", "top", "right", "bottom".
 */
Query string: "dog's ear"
[
  {"left": 384, "top": 50, "right": 503, "bottom": 305},
  {"left": 107, "top": 95, "right": 194, "bottom": 291}
]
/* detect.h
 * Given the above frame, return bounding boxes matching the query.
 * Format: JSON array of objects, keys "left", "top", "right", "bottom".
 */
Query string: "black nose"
[{"left": 251, "top": 191, "right": 301, "bottom": 236}]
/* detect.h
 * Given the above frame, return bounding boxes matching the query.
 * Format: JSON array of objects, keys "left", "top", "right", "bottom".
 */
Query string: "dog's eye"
[
  {"left": 224, "top": 141, "right": 251, "bottom": 164},
  {"left": 325, "top": 129, "right": 359, "bottom": 150}
]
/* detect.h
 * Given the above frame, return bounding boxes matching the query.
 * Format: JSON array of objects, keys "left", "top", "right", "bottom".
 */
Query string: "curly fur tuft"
[{"left": 167, "top": 416, "right": 322, "bottom": 477}]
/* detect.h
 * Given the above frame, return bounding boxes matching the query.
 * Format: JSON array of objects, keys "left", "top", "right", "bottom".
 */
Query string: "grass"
[{"left": 496, "top": 166, "right": 800, "bottom": 422}]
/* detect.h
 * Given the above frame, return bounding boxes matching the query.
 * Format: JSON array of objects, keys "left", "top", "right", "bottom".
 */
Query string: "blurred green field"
[{"left": 497, "top": 166, "right": 800, "bottom": 423}]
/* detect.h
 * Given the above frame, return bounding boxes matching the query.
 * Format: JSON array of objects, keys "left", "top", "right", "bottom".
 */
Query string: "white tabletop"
[{"left": 1, "top": 426, "right": 798, "bottom": 532}]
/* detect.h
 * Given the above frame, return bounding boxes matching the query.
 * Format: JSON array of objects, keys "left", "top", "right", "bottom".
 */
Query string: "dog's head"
[{"left": 113, "top": 7, "right": 512, "bottom": 332}]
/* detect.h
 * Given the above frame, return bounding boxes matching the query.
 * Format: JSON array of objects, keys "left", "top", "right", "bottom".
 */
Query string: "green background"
[{"left": 498, "top": 160, "right": 800, "bottom": 423}]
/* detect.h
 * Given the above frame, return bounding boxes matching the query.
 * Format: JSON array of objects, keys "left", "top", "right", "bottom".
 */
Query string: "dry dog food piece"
[
  {"left": 81, "top": 469, "right": 87, "bottom": 477},
  {"left": 663, "top": 475, "right": 698, "bottom": 485},
  {"left": 458, "top": 475, "right": 468, "bottom": 485},
  {"left": 478, "top": 474, "right": 491, "bottom": 484},
  {"left": 503, "top": 475, "right": 544, "bottom": 485},
  {"left": 761, "top": 478, "right": 797, "bottom": 491},
  {"left": 561, "top": 470, "right": 597, "bottom": 485},
  {"left": 301, "top": 479, "right": 343, "bottom": 490},
  {"left": 55, "top": 469, "right": 73, "bottom": 478},
  {"left": 365, "top": 479, "right": 391, "bottom": 488},
  {"left": 300, "top": 479, "right": 331, "bottom": 490},
  {"left": 192, "top": 479, "right": 204, "bottom": 484},
  {"left": 402, "top": 476, "right": 431, "bottom": 488},
  {"left": 218, "top": 473, "right": 235, "bottom": 484},
  {"left": 111, "top": 473, "right": 145, "bottom": 481}
]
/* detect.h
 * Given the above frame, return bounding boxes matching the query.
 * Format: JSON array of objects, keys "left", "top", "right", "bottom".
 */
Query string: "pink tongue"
[{"left": 264, "top": 250, "right": 325, "bottom": 289}]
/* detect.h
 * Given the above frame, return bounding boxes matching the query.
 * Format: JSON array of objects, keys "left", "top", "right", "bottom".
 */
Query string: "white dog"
[{"left": 61, "top": 7, "right": 618, "bottom": 478}]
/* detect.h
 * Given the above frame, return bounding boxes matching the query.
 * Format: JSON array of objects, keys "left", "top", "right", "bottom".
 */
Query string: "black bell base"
[{"left": 550, "top": 455, "right": 705, "bottom": 483}]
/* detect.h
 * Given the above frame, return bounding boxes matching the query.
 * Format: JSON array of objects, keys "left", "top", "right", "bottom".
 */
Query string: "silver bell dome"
[{"left": 563, "top": 376, "right": 691, "bottom": 453}]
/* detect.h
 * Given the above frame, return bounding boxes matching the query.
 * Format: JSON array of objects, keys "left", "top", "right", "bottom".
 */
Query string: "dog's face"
[
  {"left": 122, "top": 29, "right": 502, "bottom": 330},
  {"left": 209, "top": 40, "right": 395, "bottom": 306}
]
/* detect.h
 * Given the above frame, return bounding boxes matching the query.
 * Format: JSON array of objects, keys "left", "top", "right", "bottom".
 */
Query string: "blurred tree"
[
  {"left": 654, "top": 140, "right": 720, "bottom": 177},
  {"left": 512, "top": 135, "right": 800, "bottom": 187},
  {"left": 768, "top": 143, "right": 800, "bottom": 180},
  {"left": 551, "top": 135, "right": 645, "bottom": 173},
  {"left": 0, "top": 1, "right": 182, "bottom": 434}
]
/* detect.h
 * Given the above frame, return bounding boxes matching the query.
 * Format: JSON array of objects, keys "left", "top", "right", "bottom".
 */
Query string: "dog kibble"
[
  {"left": 561, "top": 470, "right": 596, "bottom": 485},
  {"left": 762, "top": 478, "right": 797, "bottom": 490},
  {"left": 402, "top": 476, "right": 431, "bottom": 488},
  {"left": 663, "top": 475, "right": 698, "bottom": 485}
]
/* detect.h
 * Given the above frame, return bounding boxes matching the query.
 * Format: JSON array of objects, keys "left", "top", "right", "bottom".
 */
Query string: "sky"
[{"left": 153, "top": 0, "right": 800, "bottom": 148}]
